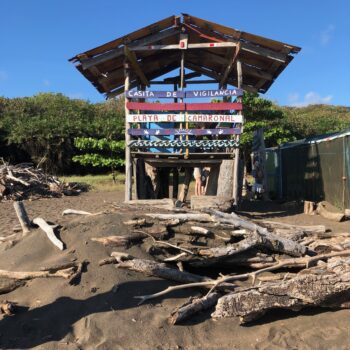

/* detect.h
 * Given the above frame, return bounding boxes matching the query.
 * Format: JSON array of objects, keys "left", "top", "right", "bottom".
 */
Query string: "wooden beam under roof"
[
  {"left": 131, "top": 41, "right": 237, "bottom": 51},
  {"left": 106, "top": 62, "right": 180, "bottom": 98},
  {"left": 149, "top": 79, "right": 216, "bottom": 85},
  {"left": 185, "top": 61, "right": 257, "bottom": 93},
  {"left": 189, "top": 49, "right": 273, "bottom": 82},
  {"left": 70, "top": 15, "right": 179, "bottom": 61},
  {"left": 124, "top": 46, "right": 149, "bottom": 87},
  {"left": 98, "top": 51, "right": 180, "bottom": 88},
  {"left": 182, "top": 14, "right": 301, "bottom": 54},
  {"left": 81, "top": 27, "right": 181, "bottom": 70},
  {"left": 219, "top": 44, "right": 240, "bottom": 88}
]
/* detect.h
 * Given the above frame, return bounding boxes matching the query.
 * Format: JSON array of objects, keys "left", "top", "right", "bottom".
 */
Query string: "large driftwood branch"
[
  {"left": 168, "top": 292, "right": 220, "bottom": 325},
  {"left": 126, "top": 199, "right": 175, "bottom": 211},
  {"left": 146, "top": 213, "right": 213, "bottom": 223},
  {"left": 135, "top": 250, "right": 350, "bottom": 303},
  {"left": 13, "top": 201, "right": 31, "bottom": 235},
  {"left": 316, "top": 201, "right": 345, "bottom": 222},
  {"left": 117, "top": 258, "right": 211, "bottom": 284},
  {"left": 91, "top": 234, "right": 142, "bottom": 247},
  {"left": 0, "top": 278, "right": 26, "bottom": 294},
  {"left": 199, "top": 231, "right": 261, "bottom": 259},
  {"left": 6, "top": 170, "right": 30, "bottom": 186},
  {"left": 207, "top": 210, "right": 307, "bottom": 257},
  {"left": 259, "top": 220, "right": 326, "bottom": 234},
  {"left": 62, "top": 209, "right": 92, "bottom": 216},
  {"left": 0, "top": 266, "right": 77, "bottom": 280},
  {"left": 33, "top": 217, "right": 64, "bottom": 250},
  {"left": 99, "top": 252, "right": 133, "bottom": 266},
  {"left": 212, "top": 263, "right": 350, "bottom": 323},
  {"left": 62, "top": 209, "right": 105, "bottom": 216}
]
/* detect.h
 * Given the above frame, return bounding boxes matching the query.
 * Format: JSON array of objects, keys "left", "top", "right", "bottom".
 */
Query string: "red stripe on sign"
[
  {"left": 186, "top": 102, "right": 242, "bottom": 111},
  {"left": 127, "top": 102, "right": 186, "bottom": 111}
]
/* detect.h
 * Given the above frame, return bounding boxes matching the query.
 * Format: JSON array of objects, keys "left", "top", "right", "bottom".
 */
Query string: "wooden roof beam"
[
  {"left": 131, "top": 42, "right": 237, "bottom": 51},
  {"left": 149, "top": 79, "right": 217, "bottom": 85},
  {"left": 219, "top": 44, "right": 240, "bottom": 88},
  {"left": 188, "top": 49, "right": 274, "bottom": 82},
  {"left": 185, "top": 61, "right": 257, "bottom": 93},
  {"left": 81, "top": 27, "right": 181, "bottom": 70},
  {"left": 240, "top": 42, "right": 287, "bottom": 63},
  {"left": 106, "top": 63, "right": 179, "bottom": 98},
  {"left": 124, "top": 46, "right": 149, "bottom": 87}
]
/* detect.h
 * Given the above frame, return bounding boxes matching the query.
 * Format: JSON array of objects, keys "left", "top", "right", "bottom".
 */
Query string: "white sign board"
[{"left": 127, "top": 114, "right": 243, "bottom": 123}]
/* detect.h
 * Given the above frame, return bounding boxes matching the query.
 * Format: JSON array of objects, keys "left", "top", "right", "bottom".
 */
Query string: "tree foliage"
[
  {"left": 1, "top": 92, "right": 349, "bottom": 175},
  {"left": 0, "top": 93, "right": 125, "bottom": 174},
  {"left": 72, "top": 137, "right": 125, "bottom": 169}
]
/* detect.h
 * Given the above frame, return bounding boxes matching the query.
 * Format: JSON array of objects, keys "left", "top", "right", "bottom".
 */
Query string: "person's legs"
[{"left": 193, "top": 167, "right": 201, "bottom": 196}]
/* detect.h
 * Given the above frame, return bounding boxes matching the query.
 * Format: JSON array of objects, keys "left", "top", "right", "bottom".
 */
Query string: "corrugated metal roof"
[{"left": 279, "top": 128, "right": 350, "bottom": 149}]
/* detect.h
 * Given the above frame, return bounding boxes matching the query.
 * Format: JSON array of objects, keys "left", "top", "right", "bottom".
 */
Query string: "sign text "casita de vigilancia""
[{"left": 126, "top": 88, "right": 243, "bottom": 99}]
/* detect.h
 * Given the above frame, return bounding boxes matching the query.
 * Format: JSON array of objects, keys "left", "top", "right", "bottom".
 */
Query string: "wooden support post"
[
  {"left": 178, "top": 168, "right": 192, "bottom": 203},
  {"left": 205, "top": 165, "right": 220, "bottom": 195},
  {"left": 124, "top": 46, "right": 149, "bottom": 87},
  {"left": 233, "top": 60, "right": 243, "bottom": 205},
  {"left": 217, "top": 83, "right": 233, "bottom": 197},
  {"left": 177, "top": 47, "right": 191, "bottom": 203},
  {"left": 124, "top": 61, "right": 132, "bottom": 202},
  {"left": 172, "top": 83, "right": 179, "bottom": 199},
  {"left": 172, "top": 167, "right": 179, "bottom": 199}
]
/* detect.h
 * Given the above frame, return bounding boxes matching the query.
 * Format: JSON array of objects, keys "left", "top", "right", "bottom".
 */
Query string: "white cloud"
[
  {"left": 0, "top": 70, "right": 8, "bottom": 81},
  {"left": 288, "top": 91, "right": 333, "bottom": 107},
  {"left": 43, "top": 79, "right": 51, "bottom": 87},
  {"left": 320, "top": 25, "right": 335, "bottom": 46}
]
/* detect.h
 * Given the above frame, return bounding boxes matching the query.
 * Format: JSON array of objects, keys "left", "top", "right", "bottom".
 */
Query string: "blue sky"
[{"left": 0, "top": 0, "right": 349, "bottom": 106}]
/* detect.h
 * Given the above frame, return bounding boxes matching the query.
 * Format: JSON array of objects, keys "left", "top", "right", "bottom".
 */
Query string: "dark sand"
[{"left": 0, "top": 191, "right": 350, "bottom": 350}]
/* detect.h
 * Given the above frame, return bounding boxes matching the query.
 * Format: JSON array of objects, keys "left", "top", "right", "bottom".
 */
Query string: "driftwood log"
[
  {"left": 212, "top": 258, "right": 350, "bottom": 324},
  {"left": 0, "top": 267, "right": 77, "bottom": 280},
  {"left": 0, "top": 163, "right": 83, "bottom": 200},
  {"left": 126, "top": 199, "right": 175, "bottom": 211},
  {"left": 317, "top": 201, "right": 345, "bottom": 222},
  {"left": 258, "top": 220, "right": 326, "bottom": 234},
  {"left": 206, "top": 210, "right": 308, "bottom": 257},
  {"left": 62, "top": 209, "right": 96, "bottom": 216},
  {"left": 33, "top": 217, "right": 64, "bottom": 250},
  {"left": 146, "top": 213, "right": 213, "bottom": 223},
  {"left": 190, "top": 196, "right": 234, "bottom": 213},
  {"left": 13, "top": 201, "right": 31, "bottom": 235},
  {"left": 0, "top": 301, "right": 16, "bottom": 315},
  {"left": 91, "top": 226, "right": 168, "bottom": 247},
  {"left": 116, "top": 258, "right": 212, "bottom": 285},
  {"left": 0, "top": 278, "right": 26, "bottom": 294},
  {"left": 168, "top": 292, "right": 220, "bottom": 325},
  {"left": 91, "top": 234, "right": 145, "bottom": 247}
]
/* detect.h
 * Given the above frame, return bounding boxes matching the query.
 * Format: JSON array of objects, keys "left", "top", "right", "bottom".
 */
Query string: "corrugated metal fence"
[{"left": 266, "top": 131, "right": 350, "bottom": 210}]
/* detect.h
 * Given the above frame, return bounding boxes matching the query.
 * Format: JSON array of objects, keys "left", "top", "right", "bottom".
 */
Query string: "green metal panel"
[
  {"left": 265, "top": 149, "right": 280, "bottom": 199},
  {"left": 280, "top": 135, "right": 350, "bottom": 210}
]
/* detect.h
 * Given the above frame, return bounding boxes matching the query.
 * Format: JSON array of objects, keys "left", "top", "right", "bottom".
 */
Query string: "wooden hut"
[{"left": 69, "top": 14, "right": 300, "bottom": 204}]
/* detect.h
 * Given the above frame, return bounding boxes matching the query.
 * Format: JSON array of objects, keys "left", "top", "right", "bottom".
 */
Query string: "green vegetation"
[
  {"left": 279, "top": 104, "right": 350, "bottom": 138},
  {"left": 1, "top": 92, "right": 349, "bottom": 176},
  {"left": 0, "top": 93, "right": 125, "bottom": 174},
  {"left": 60, "top": 173, "right": 125, "bottom": 192}
]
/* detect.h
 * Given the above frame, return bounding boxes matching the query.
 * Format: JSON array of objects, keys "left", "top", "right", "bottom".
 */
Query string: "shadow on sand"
[{"left": 0, "top": 279, "right": 194, "bottom": 349}]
